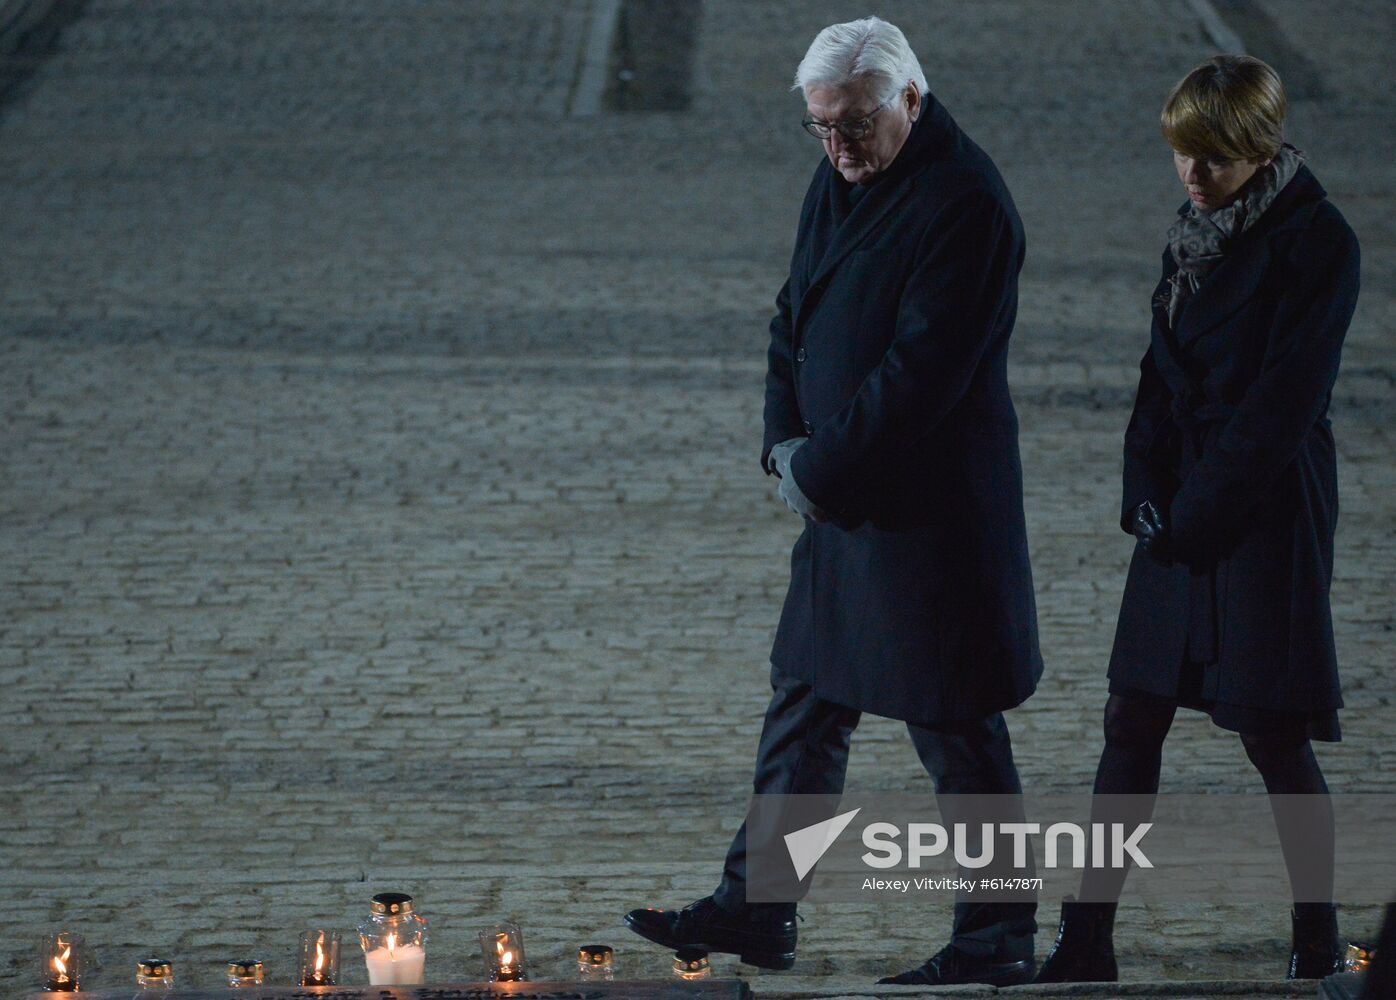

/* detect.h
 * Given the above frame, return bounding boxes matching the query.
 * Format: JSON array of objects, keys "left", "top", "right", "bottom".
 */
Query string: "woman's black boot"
[
  {"left": 1288, "top": 903, "right": 1343, "bottom": 979},
  {"left": 1033, "top": 896, "right": 1119, "bottom": 983}
]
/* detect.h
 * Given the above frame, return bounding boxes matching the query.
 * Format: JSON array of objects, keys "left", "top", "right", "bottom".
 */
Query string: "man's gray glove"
[
  {"left": 767, "top": 437, "right": 828, "bottom": 522},
  {"left": 766, "top": 437, "right": 804, "bottom": 477},
  {"left": 779, "top": 467, "right": 828, "bottom": 522}
]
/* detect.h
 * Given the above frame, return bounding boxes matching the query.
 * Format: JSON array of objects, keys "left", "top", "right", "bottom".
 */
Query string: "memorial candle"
[
  {"left": 494, "top": 937, "right": 522, "bottom": 982},
  {"left": 364, "top": 932, "right": 426, "bottom": 985},
  {"left": 38, "top": 933, "right": 89, "bottom": 994},
  {"left": 673, "top": 949, "right": 711, "bottom": 980},
  {"left": 578, "top": 944, "right": 615, "bottom": 981},
  {"left": 479, "top": 922, "right": 527, "bottom": 982},
  {"left": 135, "top": 958, "right": 174, "bottom": 991},
  {"left": 299, "top": 929, "right": 341, "bottom": 986},
  {"left": 226, "top": 960, "right": 264, "bottom": 988},
  {"left": 358, "top": 892, "right": 428, "bottom": 986},
  {"left": 44, "top": 937, "right": 75, "bottom": 992}
]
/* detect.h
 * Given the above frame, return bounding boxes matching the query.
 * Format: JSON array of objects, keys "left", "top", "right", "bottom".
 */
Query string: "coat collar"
[
  {"left": 804, "top": 93, "right": 958, "bottom": 291},
  {"left": 1170, "top": 165, "right": 1327, "bottom": 345}
]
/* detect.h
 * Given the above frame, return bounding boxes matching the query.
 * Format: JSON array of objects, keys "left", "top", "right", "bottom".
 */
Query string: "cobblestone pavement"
[{"left": 2, "top": 1, "right": 1393, "bottom": 995}]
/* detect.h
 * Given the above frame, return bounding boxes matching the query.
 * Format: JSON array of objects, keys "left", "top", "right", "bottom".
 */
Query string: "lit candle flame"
[
  {"left": 314, "top": 933, "right": 326, "bottom": 973},
  {"left": 386, "top": 932, "right": 397, "bottom": 958},
  {"left": 495, "top": 933, "right": 516, "bottom": 969},
  {"left": 52, "top": 940, "right": 71, "bottom": 980}
]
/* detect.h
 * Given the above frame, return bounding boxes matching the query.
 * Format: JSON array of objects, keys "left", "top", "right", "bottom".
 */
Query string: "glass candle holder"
[
  {"left": 226, "top": 960, "right": 264, "bottom": 988},
  {"left": 299, "top": 929, "right": 342, "bottom": 986},
  {"left": 479, "top": 922, "right": 527, "bottom": 982},
  {"left": 673, "top": 949, "right": 711, "bottom": 980},
  {"left": 578, "top": 944, "right": 614, "bottom": 980},
  {"left": 358, "top": 892, "right": 428, "bottom": 985},
  {"left": 38, "top": 932, "right": 88, "bottom": 992},
  {"left": 135, "top": 958, "right": 174, "bottom": 991},
  {"left": 1344, "top": 941, "right": 1375, "bottom": 973}
]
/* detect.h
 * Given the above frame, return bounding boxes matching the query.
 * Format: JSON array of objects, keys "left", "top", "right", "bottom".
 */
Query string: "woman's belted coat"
[
  {"left": 1108, "top": 166, "right": 1360, "bottom": 717},
  {"left": 762, "top": 95, "right": 1043, "bottom": 727}
]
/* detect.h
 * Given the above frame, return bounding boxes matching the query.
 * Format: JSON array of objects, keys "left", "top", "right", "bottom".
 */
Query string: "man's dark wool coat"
[
  {"left": 762, "top": 94, "right": 1043, "bottom": 728},
  {"left": 1108, "top": 166, "right": 1360, "bottom": 717}
]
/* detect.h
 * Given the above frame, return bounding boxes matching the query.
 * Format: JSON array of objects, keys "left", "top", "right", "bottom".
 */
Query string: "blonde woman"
[{"left": 1037, "top": 55, "right": 1360, "bottom": 982}]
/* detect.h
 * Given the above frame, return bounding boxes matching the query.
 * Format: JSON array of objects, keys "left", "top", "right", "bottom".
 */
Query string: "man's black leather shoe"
[
  {"left": 877, "top": 944, "right": 1035, "bottom": 986},
  {"left": 624, "top": 896, "right": 797, "bottom": 970}
]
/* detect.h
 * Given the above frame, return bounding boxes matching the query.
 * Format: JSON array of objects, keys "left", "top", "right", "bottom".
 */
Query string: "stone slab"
[
  {"left": 1317, "top": 971, "right": 1364, "bottom": 998},
  {"left": 17, "top": 980, "right": 1332, "bottom": 1000},
  {"left": 21, "top": 981, "right": 752, "bottom": 1000}
]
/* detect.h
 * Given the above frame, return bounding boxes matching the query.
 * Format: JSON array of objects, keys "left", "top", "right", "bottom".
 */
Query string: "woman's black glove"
[{"left": 1130, "top": 500, "right": 1174, "bottom": 566}]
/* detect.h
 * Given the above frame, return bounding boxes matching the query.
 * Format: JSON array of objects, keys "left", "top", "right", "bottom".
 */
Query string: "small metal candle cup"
[
  {"left": 39, "top": 932, "right": 87, "bottom": 992},
  {"left": 299, "top": 928, "right": 342, "bottom": 986},
  {"left": 226, "top": 960, "right": 264, "bottom": 988},
  {"left": 673, "top": 949, "right": 711, "bottom": 980},
  {"left": 578, "top": 944, "right": 614, "bottom": 980},
  {"left": 479, "top": 921, "right": 527, "bottom": 982},
  {"left": 135, "top": 958, "right": 174, "bottom": 991}
]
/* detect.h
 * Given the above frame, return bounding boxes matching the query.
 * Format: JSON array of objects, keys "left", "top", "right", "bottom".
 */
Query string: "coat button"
[
  {"left": 795, "top": 347, "right": 807, "bottom": 362},
  {"left": 802, "top": 420, "right": 813, "bottom": 434}
]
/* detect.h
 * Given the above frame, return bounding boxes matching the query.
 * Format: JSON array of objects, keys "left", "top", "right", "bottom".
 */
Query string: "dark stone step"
[{"left": 21, "top": 979, "right": 752, "bottom": 1000}]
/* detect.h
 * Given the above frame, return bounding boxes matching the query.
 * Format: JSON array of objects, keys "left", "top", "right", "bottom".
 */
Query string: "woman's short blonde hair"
[{"left": 1161, "top": 55, "right": 1287, "bottom": 162}]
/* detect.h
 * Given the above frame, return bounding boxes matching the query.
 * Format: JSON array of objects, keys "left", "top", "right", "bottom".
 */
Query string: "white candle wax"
[{"left": 364, "top": 942, "right": 426, "bottom": 985}]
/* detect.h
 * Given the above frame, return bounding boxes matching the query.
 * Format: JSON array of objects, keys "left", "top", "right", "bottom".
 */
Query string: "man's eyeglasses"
[{"left": 802, "top": 96, "right": 896, "bottom": 141}]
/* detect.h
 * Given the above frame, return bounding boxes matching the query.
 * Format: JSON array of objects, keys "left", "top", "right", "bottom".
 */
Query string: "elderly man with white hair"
[{"left": 625, "top": 17, "right": 1043, "bottom": 986}]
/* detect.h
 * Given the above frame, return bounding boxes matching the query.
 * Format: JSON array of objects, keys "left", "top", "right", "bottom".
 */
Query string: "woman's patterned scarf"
[{"left": 1165, "top": 143, "right": 1305, "bottom": 329}]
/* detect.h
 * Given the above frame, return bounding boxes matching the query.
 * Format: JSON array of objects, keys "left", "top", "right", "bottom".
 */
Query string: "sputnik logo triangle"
[{"left": 783, "top": 807, "right": 861, "bottom": 880}]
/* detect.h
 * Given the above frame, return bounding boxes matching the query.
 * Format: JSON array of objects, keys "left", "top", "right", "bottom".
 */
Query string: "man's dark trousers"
[{"left": 712, "top": 664, "right": 1037, "bottom": 961}]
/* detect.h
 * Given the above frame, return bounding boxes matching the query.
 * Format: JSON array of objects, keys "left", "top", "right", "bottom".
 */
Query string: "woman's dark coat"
[
  {"left": 1108, "top": 166, "right": 1360, "bottom": 714},
  {"left": 762, "top": 95, "right": 1043, "bottom": 727}
]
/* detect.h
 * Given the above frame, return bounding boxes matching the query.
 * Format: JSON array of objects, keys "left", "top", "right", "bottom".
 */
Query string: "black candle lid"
[
  {"left": 137, "top": 958, "right": 172, "bottom": 977},
  {"left": 371, "top": 891, "right": 414, "bottom": 915},
  {"left": 579, "top": 944, "right": 614, "bottom": 964},
  {"left": 674, "top": 949, "right": 710, "bottom": 971}
]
